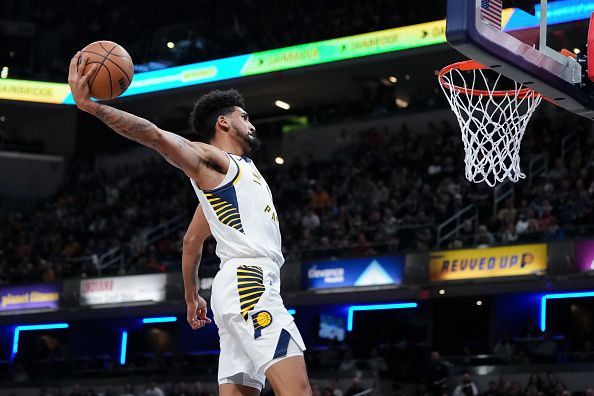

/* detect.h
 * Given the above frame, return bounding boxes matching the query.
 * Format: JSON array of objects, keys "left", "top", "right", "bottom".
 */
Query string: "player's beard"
[{"left": 232, "top": 124, "right": 261, "bottom": 155}]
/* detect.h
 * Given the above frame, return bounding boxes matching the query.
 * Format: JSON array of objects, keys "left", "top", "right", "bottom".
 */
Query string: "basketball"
[{"left": 78, "top": 40, "right": 134, "bottom": 101}]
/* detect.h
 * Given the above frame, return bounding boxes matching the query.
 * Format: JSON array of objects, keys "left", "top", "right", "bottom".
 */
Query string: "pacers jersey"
[{"left": 190, "top": 153, "right": 284, "bottom": 269}]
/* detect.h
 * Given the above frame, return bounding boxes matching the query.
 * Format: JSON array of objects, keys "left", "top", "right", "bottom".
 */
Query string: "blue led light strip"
[
  {"left": 142, "top": 316, "right": 177, "bottom": 324},
  {"left": 540, "top": 291, "right": 594, "bottom": 331},
  {"left": 11, "top": 323, "right": 69, "bottom": 360},
  {"left": 119, "top": 331, "right": 128, "bottom": 365},
  {"left": 347, "top": 303, "right": 418, "bottom": 331}
]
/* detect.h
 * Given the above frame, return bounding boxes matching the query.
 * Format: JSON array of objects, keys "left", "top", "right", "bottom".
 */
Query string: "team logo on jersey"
[{"left": 252, "top": 310, "right": 273, "bottom": 339}]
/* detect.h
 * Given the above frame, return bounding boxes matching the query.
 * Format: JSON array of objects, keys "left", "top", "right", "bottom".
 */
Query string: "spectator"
[
  {"left": 496, "top": 375, "right": 512, "bottom": 395},
  {"left": 175, "top": 382, "right": 189, "bottom": 396},
  {"left": 535, "top": 331, "right": 558, "bottom": 360},
  {"left": 545, "top": 372, "right": 560, "bottom": 395},
  {"left": 102, "top": 386, "right": 116, "bottom": 396},
  {"left": 481, "top": 381, "right": 497, "bottom": 396},
  {"left": 474, "top": 225, "right": 495, "bottom": 247},
  {"left": 524, "top": 373, "right": 545, "bottom": 395},
  {"left": 144, "top": 382, "right": 165, "bottom": 396},
  {"left": 368, "top": 348, "right": 388, "bottom": 374},
  {"left": 329, "top": 378, "right": 344, "bottom": 396},
  {"left": 12, "top": 363, "right": 29, "bottom": 383},
  {"left": 501, "top": 223, "right": 519, "bottom": 244},
  {"left": 344, "top": 377, "right": 365, "bottom": 396},
  {"left": 427, "top": 351, "right": 449, "bottom": 396},
  {"left": 451, "top": 371, "right": 479, "bottom": 396},
  {"left": 350, "top": 232, "right": 375, "bottom": 256},
  {"left": 538, "top": 204, "right": 557, "bottom": 231},
  {"left": 516, "top": 213, "right": 530, "bottom": 235},
  {"left": 52, "top": 387, "right": 65, "bottom": 396},
  {"left": 121, "top": 384, "right": 135, "bottom": 396},
  {"left": 302, "top": 209, "right": 321, "bottom": 231},
  {"left": 497, "top": 198, "right": 517, "bottom": 226},
  {"left": 456, "top": 219, "right": 475, "bottom": 247},
  {"left": 69, "top": 385, "right": 83, "bottom": 396},
  {"left": 311, "top": 382, "right": 322, "bottom": 396},
  {"left": 191, "top": 381, "right": 206, "bottom": 396},
  {"left": 525, "top": 385, "right": 540, "bottom": 396},
  {"left": 493, "top": 334, "right": 514, "bottom": 362},
  {"left": 318, "top": 339, "right": 341, "bottom": 370},
  {"left": 508, "top": 381, "right": 522, "bottom": 396},
  {"left": 339, "top": 350, "right": 357, "bottom": 373},
  {"left": 321, "top": 388, "right": 334, "bottom": 396},
  {"left": 548, "top": 158, "right": 568, "bottom": 182},
  {"left": 312, "top": 184, "right": 332, "bottom": 209}
]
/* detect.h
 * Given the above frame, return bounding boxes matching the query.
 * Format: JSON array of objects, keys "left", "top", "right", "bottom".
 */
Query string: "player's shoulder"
[
  {"left": 189, "top": 140, "right": 223, "bottom": 155},
  {"left": 189, "top": 141, "right": 229, "bottom": 165}
]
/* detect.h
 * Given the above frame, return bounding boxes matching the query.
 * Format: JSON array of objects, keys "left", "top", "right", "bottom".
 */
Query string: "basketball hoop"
[{"left": 438, "top": 60, "right": 543, "bottom": 187}]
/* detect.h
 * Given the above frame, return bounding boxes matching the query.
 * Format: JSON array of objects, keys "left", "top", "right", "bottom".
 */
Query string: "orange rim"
[{"left": 438, "top": 60, "right": 540, "bottom": 98}]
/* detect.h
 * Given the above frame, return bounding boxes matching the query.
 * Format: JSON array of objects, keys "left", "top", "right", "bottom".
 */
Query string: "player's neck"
[{"left": 210, "top": 136, "right": 245, "bottom": 157}]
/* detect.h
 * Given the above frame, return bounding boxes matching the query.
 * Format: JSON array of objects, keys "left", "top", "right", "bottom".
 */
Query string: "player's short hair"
[{"left": 190, "top": 89, "right": 246, "bottom": 143}]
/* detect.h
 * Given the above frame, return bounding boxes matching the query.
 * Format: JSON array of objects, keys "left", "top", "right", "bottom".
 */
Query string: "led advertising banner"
[
  {"left": 302, "top": 256, "right": 404, "bottom": 290},
  {"left": 2, "top": 0, "right": 591, "bottom": 104},
  {"left": 504, "top": 0, "right": 594, "bottom": 30},
  {"left": 240, "top": 20, "right": 446, "bottom": 76},
  {"left": 0, "top": 79, "right": 72, "bottom": 104},
  {"left": 430, "top": 244, "right": 547, "bottom": 281},
  {"left": 0, "top": 283, "right": 61, "bottom": 312},
  {"left": 80, "top": 273, "right": 167, "bottom": 306},
  {"left": 575, "top": 240, "right": 594, "bottom": 272},
  {"left": 3, "top": 20, "right": 446, "bottom": 104}
]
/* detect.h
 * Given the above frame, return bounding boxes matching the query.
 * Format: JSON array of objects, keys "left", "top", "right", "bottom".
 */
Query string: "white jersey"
[{"left": 190, "top": 153, "right": 284, "bottom": 269}]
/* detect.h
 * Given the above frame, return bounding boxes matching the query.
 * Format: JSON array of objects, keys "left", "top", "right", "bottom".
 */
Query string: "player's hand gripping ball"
[{"left": 77, "top": 40, "right": 134, "bottom": 100}]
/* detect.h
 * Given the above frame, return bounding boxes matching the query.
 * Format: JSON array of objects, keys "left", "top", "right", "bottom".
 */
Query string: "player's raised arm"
[
  {"left": 182, "top": 204, "right": 212, "bottom": 330},
  {"left": 67, "top": 52, "right": 227, "bottom": 182}
]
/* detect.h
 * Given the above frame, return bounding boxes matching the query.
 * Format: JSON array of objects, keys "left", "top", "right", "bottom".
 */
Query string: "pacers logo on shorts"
[{"left": 252, "top": 310, "right": 273, "bottom": 339}]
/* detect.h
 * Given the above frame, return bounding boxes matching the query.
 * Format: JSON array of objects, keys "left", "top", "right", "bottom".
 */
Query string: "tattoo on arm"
[
  {"left": 158, "top": 136, "right": 186, "bottom": 168},
  {"left": 94, "top": 105, "right": 189, "bottom": 170},
  {"left": 94, "top": 105, "right": 158, "bottom": 145}
]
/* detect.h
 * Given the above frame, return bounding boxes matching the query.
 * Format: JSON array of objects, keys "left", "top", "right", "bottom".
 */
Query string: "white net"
[{"left": 439, "top": 62, "right": 542, "bottom": 187}]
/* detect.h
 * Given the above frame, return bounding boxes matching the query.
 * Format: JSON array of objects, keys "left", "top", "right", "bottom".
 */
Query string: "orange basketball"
[{"left": 78, "top": 40, "right": 134, "bottom": 101}]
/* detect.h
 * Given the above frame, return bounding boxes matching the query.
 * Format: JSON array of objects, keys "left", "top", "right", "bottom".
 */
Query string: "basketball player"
[{"left": 68, "top": 53, "right": 311, "bottom": 396}]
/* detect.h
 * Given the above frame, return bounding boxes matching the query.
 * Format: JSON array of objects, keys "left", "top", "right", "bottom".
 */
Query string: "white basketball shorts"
[{"left": 210, "top": 259, "right": 306, "bottom": 390}]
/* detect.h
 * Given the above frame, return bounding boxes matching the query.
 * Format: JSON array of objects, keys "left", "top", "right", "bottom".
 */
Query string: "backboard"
[{"left": 445, "top": 0, "right": 594, "bottom": 119}]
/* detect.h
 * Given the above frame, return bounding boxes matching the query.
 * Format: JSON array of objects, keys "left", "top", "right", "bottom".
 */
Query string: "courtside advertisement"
[
  {"left": 79, "top": 273, "right": 167, "bottom": 306},
  {"left": 429, "top": 244, "right": 547, "bottom": 281},
  {"left": 302, "top": 256, "right": 404, "bottom": 289},
  {"left": 0, "top": 283, "right": 61, "bottom": 312}
]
